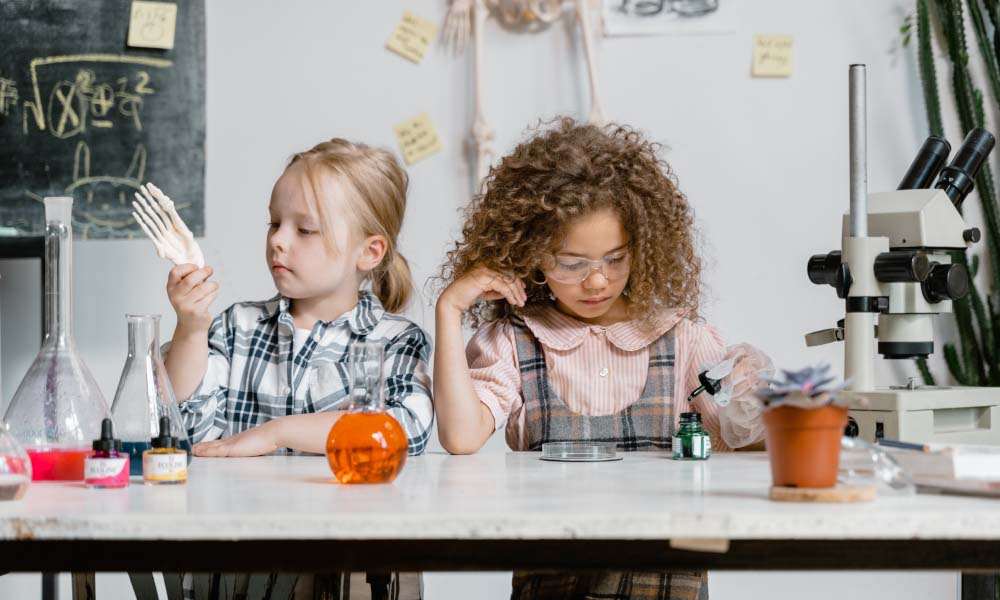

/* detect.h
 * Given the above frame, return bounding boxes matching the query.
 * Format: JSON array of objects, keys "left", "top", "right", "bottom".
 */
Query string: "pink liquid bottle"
[{"left": 3, "top": 197, "right": 111, "bottom": 481}]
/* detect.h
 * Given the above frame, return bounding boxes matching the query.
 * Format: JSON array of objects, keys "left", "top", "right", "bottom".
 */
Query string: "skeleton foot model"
[{"left": 131, "top": 183, "right": 205, "bottom": 268}]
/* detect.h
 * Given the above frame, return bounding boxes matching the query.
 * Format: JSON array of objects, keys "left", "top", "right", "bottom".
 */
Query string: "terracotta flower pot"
[{"left": 763, "top": 403, "right": 848, "bottom": 488}]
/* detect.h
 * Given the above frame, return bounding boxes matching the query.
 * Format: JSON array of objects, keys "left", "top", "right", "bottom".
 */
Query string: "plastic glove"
[{"left": 704, "top": 344, "right": 775, "bottom": 448}]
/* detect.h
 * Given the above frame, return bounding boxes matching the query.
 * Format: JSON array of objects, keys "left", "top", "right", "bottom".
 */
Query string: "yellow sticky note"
[
  {"left": 127, "top": 1, "right": 178, "bottom": 50},
  {"left": 394, "top": 113, "right": 442, "bottom": 165},
  {"left": 386, "top": 11, "right": 438, "bottom": 64},
  {"left": 752, "top": 34, "right": 793, "bottom": 78}
]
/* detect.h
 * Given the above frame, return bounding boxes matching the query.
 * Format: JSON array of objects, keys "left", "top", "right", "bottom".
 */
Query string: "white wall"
[{"left": 1, "top": 0, "right": 980, "bottom": 597}]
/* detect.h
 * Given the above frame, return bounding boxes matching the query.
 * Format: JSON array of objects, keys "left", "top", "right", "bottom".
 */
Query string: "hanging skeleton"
[{"left": 443, "top": 0, "right": 607, "bottom": 187}]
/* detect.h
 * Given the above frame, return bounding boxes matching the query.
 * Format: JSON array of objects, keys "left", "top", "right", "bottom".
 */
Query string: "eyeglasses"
[{"left": 544, "top": 251, "right": 631, "bottom": 284}]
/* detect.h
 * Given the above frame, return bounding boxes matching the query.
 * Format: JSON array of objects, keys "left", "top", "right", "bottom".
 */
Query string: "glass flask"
[
  {"left": 0, "top": 423, "right": 31, "bottom": 500},
  {"left": 111, "top": 314, "right": 191, "bottom": 476},
  {"left": 4, "top": 197, "right": 111, "bottom": 481},
  {"left": 325, "top": 343, "right": 408, "bottom": 483}
]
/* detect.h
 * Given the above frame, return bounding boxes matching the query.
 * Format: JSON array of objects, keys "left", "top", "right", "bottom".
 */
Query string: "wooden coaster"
[{"left": 769, "top": 484, "right": 877, "bottom": 503}]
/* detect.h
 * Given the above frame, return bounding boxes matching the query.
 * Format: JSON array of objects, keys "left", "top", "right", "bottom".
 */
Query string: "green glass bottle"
[{"left": 672, "top": 412, "right": 711, "bottom": 460}]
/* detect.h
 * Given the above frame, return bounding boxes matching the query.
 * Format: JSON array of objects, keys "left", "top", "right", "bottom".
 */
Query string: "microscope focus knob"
[
  {"left": 964, "top": 228, "right": 982, "bottom": 243},
  {"left": 922, "top": 263, "right": 970, "bottom": 303},
  {"left": 807, "top": 251, "right": 842, "bottom": 286},
  {"left": 835, "top": 263, "right": 853, "bottom": 299},
  {"left": 874, "top": 250, "right": 931, "bottom": 283}
]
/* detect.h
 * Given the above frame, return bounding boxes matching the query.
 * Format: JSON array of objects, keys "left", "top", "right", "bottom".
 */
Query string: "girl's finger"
[
  {"left": 168, "top": 264, "right": 200, "bottom": 287},
  {"left": 178, "top": 268, "right": 211, "bottom": 296},
  {"left": 192, "top": 289, "right": 218, "bottom": 308},
  {"left": 492, "top": 279, "right": 521, "bottom": 307},
  {"left": 192, "top": 441, "right": 223, "bottom": 457},
  {"left": 510, "top": 280, "right": 526, "bottom": 307},
  {"left": 189, "top": 282, "right": 218, "bottom": 304}
]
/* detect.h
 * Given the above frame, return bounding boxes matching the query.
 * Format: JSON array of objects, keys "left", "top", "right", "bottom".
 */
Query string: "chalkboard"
[{"left": 0, "top": 0, "right": 205, "bottom": 239}]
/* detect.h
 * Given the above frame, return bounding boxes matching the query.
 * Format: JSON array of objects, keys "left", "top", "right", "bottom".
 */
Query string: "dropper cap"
[
  {"left": 92, "top": 418, "right": 119, "bottom": 452},
  {"left": 151, "top": 416, "right": 178, "bottom": 449},
  {"left": 686, "top": 370, "right": 725, "bottom": 403}
]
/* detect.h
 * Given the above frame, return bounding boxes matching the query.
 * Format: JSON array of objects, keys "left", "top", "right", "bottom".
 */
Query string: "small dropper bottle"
[
  {"left": 84, "top": 418, "right": 130, "bottom": 488},
  {"left": 142, "top": 416, "right": 187, "bottom": 485}
]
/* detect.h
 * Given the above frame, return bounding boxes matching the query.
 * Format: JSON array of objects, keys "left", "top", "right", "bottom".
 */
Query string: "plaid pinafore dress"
[{"left": 508, "top": 317, "right": 708, "bottom": 600}]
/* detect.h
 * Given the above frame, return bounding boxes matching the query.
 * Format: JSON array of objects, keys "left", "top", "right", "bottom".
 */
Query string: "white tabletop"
[{"left": 4, "top": 452, "right": 999, "bottom": 542}]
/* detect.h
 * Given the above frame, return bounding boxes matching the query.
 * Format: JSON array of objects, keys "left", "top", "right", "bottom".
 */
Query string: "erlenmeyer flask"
[
  {"left": 111, "top": 314, "right": 191, "bottom": 476},
  {"left": 0, "top": 423, "right": 31, "bottom": 499},
  {"left": 4, "top": 197, "right": 110, "bottom": 481},
  {"left": 325, "top": 343, "right": 408, "bottom": 483}
]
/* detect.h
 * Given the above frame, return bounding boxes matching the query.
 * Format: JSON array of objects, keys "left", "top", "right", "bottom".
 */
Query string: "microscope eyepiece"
[
  {"left": 898, "top": 136, "right": 951, "bottom": 190},
  {"left": 934, "top": 128, "right": 996, "bottom": 207}
]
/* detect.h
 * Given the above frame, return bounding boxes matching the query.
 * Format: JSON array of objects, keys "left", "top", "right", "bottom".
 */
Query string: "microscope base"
[{"left": 843, "top": 387, "right": 1000, "bottom": 445}]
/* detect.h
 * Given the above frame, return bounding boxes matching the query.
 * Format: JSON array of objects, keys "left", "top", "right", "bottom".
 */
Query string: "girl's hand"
[
  {"left": 192, "top": 421, "right": 280, "bottom": 457},
  {"left": 438, "top": 266, "right": 526, "bottom": 314},
  {"left": 167, "top": 264, "right": 218, "bottom": 333}
]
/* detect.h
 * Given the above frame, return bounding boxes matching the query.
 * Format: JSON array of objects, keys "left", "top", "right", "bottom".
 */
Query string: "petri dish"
[{"left": 540, "top": 442, "right": 622, "bottom": 462}]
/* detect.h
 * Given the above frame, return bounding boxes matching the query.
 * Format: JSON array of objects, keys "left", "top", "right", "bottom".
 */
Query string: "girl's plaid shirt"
[{"left": 174, "top": 291, "right": 433, "bottom": 455}]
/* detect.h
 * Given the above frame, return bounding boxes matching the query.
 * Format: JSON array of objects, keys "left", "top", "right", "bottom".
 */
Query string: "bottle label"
[
  {"left": 672, "top": 434, "right": 711, "bottom": 460},
  {"left": 143, "top": 452, "right": 187, "bottom": 482},
  {"left": 84, "top": 456, "right": 130, "bottom": 487}
]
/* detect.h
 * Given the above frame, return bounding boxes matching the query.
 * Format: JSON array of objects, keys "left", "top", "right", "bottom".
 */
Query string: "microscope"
[{"left": 806, "top": 64, "right": 1000, "bottom": 445}]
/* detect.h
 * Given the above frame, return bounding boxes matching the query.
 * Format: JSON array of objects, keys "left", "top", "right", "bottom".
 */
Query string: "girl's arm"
[
  {"left": 164, "top": 264, "right": 219, "bottom": 401},
  {"left": 193, "top": 412, "right": 344, "bottom": 457},
  {"left": 435, "top": 268, "right": 526, "bottom": 455},
  {"left": 434, "top": 304, "right": 497, "bottom": 454}
]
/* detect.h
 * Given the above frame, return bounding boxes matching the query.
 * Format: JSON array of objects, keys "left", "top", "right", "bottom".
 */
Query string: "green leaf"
[
  {"left": 917, "top": 358, "right": 937, "bottom": 385},
  {"left": 945, "top": 343, "right": 970, "bottom": 384},
  {"left": 969, "top": 272, "right": 995, "bottom": 375},
  {"left": 918, "top": 0, "right": 945, "bottom": 136}
]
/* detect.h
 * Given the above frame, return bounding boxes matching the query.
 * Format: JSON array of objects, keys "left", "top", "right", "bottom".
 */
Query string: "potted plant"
[{"left": 756, "top": 364, "right": 849, "bottom": 488}]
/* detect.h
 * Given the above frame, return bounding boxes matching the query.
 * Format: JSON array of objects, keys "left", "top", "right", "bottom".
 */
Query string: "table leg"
[
  {"left": 71, "top": 573, "right": 94, "bottom": 600},
  {"left": 42, "top": 573, "right": 57, "bottom": 600},
  {"left": 961, "top": 572, "right": 998, "bottom": 600}
]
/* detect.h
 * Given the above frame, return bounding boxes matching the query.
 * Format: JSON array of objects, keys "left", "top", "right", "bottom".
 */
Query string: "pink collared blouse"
[{"left": 466, "top": 304, "right": 766, "bottom": 452}]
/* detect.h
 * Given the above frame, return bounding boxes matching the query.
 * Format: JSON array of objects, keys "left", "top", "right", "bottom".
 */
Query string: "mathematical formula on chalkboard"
[{"left": 0, "top": 0, "right": 205, "bottom": 240}]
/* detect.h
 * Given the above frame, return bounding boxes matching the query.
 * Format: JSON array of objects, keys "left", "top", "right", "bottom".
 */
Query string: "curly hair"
[{"left": 441, "top": 117, "right": 702, "bottom": 327}]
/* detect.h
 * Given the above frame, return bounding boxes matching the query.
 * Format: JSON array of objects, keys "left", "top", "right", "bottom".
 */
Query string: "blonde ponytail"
[{"left": 372, "top": 248, "right": 413, "bottom": 313}]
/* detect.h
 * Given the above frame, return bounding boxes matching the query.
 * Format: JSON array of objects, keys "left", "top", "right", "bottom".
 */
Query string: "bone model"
[
  {"left": 131, "top": 183, "right": 205, "bottom": 268},
  {"left": 443, "top": 0, "right": 607, "bottom": 186}
]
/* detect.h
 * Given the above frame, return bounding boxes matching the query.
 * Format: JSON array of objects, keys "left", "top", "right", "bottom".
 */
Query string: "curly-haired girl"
[{"left": 434, "top": 118, "right": 771, "bottom": 600}]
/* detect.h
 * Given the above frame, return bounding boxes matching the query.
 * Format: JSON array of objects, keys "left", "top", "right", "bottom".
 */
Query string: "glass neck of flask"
[
  {"left": 43, "top": 219, "right": 72, "bottom": 347},
  {"left": 347, "top": 344, "right": 386, "bottom": 414},
  {"left": 349, "top": 375, "right": 385, "bottom": 413},
  {"left": 127, "top": 315, "right": 160, "bottom": 359}
]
